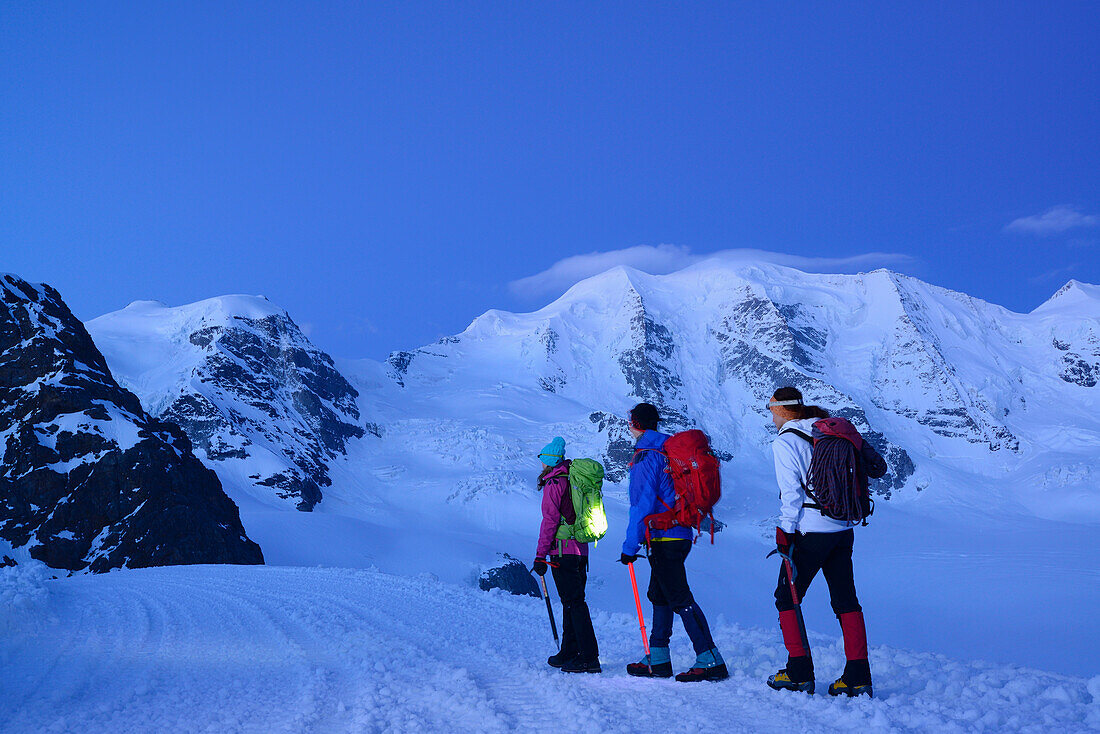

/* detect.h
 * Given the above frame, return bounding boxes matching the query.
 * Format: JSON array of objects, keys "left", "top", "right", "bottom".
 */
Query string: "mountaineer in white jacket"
[{"left": 764, "top": 386, "right": 874, "bottom": 699}]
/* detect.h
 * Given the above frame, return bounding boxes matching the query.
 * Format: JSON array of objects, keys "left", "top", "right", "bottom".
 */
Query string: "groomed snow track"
[{"left": 2, "top": 565, "right": 1096, "bottom": 733}]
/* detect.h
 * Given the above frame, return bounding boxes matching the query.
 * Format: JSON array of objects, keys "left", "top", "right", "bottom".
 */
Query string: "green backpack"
[{"left": 554, "top": 458, "right": 608, "bottom": 544}]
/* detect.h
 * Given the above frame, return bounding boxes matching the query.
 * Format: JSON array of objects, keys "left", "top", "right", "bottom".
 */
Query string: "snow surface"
[
  {"left": 2, "top": 563, "right": 1097, "bottom": 734},
  {"left": 81, "top": 262, "right": 1100, "bottom": 684}
]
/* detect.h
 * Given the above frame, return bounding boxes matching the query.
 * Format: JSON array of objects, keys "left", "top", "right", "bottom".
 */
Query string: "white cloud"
[
  {"left": 1004, "top": 206, "right": 1099, "bottom": 236},
  {"left": 507, "top": 245, "right": 915, "bottom": 300}
]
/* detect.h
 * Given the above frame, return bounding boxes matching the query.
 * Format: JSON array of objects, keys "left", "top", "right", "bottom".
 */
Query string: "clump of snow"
[{"left": 0, "top": 561, "right": 52, "bottom": 633}]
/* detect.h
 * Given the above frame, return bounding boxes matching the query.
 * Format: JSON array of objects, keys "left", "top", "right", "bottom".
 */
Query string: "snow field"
[{"left": 1, "top": 564, "right": 1096, "bottom": 733}]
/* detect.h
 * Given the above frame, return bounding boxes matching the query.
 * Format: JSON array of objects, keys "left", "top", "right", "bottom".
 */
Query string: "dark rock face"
[
  {"left": 712, "top": 293, "right": 916, "bottom": 497},
  {"left": 386, "top": 351, "right": 415, "bottom": 387},
  {"left": 1061, "top": 355, "right": 1098, "bottom": 387},
  {"left": 616, "top": 288, "right": 691, "bottom": 429},
  {"left": 478, "top": 555, "right": 540, "bottom": 598},
  {"left": 134, "top": 310, "right": 364, "bottom": 511},
  {"left": 0, "top": 274, "right": 263, "bottom": 573},
  {"left": 589, "top": 411, "right": 635, "bottom": 483}
]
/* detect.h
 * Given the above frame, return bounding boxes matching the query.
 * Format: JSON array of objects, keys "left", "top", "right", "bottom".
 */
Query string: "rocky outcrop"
[
  {"left": 87, "top": 298, "right": 365, "bottom": 511},
  {"left": 478, "top": 555, "right": 539, "bottom": 598},
  {"left": 0, "top": 274, "right": 263, "bottom": 573}
]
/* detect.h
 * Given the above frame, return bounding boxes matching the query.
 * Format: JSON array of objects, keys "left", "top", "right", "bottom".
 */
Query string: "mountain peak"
[{"left": 1034, "top": 279, "right": 1100, "bottom": 314}]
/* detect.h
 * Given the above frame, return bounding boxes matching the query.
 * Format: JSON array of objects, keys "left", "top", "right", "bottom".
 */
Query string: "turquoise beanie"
[{"left": 538, "top": 436, "right": 566, "bottom": 467}]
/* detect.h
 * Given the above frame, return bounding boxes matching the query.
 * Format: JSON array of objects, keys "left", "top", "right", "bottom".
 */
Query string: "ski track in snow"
[{"left": 2, "top": 565, "right": 1097, "bottom": 734}]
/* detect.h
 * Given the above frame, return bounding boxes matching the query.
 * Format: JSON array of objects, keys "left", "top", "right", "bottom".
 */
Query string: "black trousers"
[
  {"left": 647, "top": 539, "right": 716, "bottom": 654},
  {"left": 551, "top": 554, "right": 599, "bottom": 660},
  {"left": 647, "top": 539, "right": 695, "bottom": 608},
  {"left": 774, "top": 529, "right": 861, "bottom": 616}
]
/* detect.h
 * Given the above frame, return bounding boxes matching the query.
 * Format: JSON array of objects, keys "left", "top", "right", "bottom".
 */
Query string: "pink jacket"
[{"left": 535, "top": 461, "right": 588, "bottom": 558}]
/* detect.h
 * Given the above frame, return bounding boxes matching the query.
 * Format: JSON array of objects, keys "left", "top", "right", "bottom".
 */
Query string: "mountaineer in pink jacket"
[{"left": 533, "top": 436, "right": 600, "bottom": 674}]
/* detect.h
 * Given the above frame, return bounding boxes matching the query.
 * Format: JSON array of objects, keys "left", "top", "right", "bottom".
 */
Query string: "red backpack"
[{"left": 634, "top": 429, "right": 722, "bottom": 544}]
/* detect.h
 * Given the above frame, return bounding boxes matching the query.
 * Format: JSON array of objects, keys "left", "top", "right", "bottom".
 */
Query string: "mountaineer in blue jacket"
[{"left": 620, "top": 402, "right": 728, "bottom": 682}]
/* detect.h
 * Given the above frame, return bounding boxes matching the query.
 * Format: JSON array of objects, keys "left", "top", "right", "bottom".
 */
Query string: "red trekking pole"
[{"left": 627, "top": 562, "right": 651, "bottom": 668}]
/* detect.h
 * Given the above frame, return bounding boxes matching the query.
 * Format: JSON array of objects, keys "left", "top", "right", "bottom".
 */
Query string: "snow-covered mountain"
[
  {"left": 0, "top": 274, "right": 263, "bottom": 572},
  {"left": 87, "top": 260, "right": 1100, "bottom": 533},
  {"left": 79, "top": 261, "right": 1100, "bottom": 676},
  {"left": 370, "top": 260, "right": 1100, "bottom": 522},
  {"left": 87, "top": 297, "right": 367, "bottom": 511}
]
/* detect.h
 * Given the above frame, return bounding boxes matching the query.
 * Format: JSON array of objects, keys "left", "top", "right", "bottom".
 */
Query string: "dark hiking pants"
[
  {"left": 773, "top": 528, "right": 861, "bottom": 615},
  {"left": 647, "top": 539, "right": 716, "bottom": 655},
  {"left": 551, "top": 554, "right": 598, "bottom": 661}
]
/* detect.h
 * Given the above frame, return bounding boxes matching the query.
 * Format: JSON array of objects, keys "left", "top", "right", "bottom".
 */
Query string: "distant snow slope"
[
  {"left": 87, "top": 297, "right": 366, "bottom": 511},
  {"left": 2, "top": 564, "right": 1096, "bottom": 734},
  {"left": 373, "top": 261, "right": 1100, "bottom": 523}
]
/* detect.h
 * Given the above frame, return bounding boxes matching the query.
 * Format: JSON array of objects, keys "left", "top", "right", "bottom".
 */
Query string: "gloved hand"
[
  {"left": 533, "top": 559, "right": 548, "bottom": 576},
  {"left": 620, "top": 552, "right": 639, "bottom": 565},
  {"left": 775, "top": 527, "right": 797, "bottom": 557}
]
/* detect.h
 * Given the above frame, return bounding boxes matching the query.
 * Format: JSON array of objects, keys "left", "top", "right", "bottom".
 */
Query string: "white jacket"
[{"left": 772, "top": 418, "right": 854, "bottom": 535}]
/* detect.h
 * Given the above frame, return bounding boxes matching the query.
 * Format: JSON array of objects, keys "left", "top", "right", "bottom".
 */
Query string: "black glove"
[
  {"left": 532, "top": 559, "right": 548, "bottom": 576},
  {"left": 775, "top": 527, "right": 797, "bottom": 557},
  {"left": 620, "top": 552, "right": 639, "bottom": 565}
]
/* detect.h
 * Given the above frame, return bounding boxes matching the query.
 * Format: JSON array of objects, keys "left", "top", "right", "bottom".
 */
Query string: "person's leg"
[
  {"left": 549, "top": 557, "right": 578, "bottom": 663},
  {"left": 646, "top": 549, "right": 674, "bottom": 650},
  {"left": 820, "top": 530, "right": 871, "bottom": 691},
  {"left": 567, "top": 556, "right": 598, "bottom": 661},
  {"left": 625, "top": 547, "right": 674, "bottom": 676},
  {"left": 555, "top": 556, "right": 601, "bottom": 673},
  {"left": 652, "top": 541, "right": 716, "bottom": 655},
  {"left": 770, "top": 533, "right": 828, "bottom": 686},
  {"left": 649, "top": 540, "right": 727, "bottom": 681}
]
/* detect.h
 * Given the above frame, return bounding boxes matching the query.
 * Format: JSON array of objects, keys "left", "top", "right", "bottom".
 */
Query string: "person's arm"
[
  {"left": 622, "top": 451, "right": 659, "bottom": 556},
  {"left": 536, "top": 476, "right": 565, "bottom": 558},
  {"left": 773, "top": 437, "right": 805, "bottom": 534}
]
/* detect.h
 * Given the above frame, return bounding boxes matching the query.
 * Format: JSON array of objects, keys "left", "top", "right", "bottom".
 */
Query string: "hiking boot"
[
  {"left": 560, "top": 656, "right": 601, "bottom": 674},
  {"left": 675, "top": 648, "right": 728, "bottom": 682},
  {"left": 626, "top": 660, "right": 673, "bottom": 677},
  {"left": 828, "top": 677, "right": 873, "bottom": 698},
  {"left": 767, "top": 669, "right": 815, "bottom": 694},
  {"left": 627, "top": 648, "right": 672, "bottom": 678},
  {"left": 547, "top": 650, "right": 575, "bottom": 668},
  {"left": 675, "top": 663, "right": 729, "bottom": 682}
]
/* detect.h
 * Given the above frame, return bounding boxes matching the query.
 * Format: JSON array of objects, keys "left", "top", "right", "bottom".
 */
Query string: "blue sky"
[{"left": 2, "top": 2, "right": 1097, "bottom": 359}]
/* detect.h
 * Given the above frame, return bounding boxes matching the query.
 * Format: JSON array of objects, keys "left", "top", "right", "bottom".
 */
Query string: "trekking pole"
[
  {"left": 539, "top": 574, "right": 559, "bottom": 644},
  {"left": 768, "top": 548, "right": 810, "bottom": 655},
  {"left": 627, "top": 562, "right": 651, "bottom": 661}
]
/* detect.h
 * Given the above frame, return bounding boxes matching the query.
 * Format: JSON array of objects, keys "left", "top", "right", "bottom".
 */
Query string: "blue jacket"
[{"left": 622, "top": 430, "right": 693, "bottom": 556}]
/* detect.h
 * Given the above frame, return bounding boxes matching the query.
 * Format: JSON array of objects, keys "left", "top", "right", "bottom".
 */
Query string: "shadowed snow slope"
[{"left": 1, "top": 564, "right": 1096, "bottom": 734}]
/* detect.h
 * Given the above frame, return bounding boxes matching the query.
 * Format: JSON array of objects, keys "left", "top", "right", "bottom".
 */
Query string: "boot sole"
[
  {"left": 560, "top": 667, "right": 602, "bottom": 674},
  {"left": 676, "top": 665, "right": 730, "bottom": 683},
  {"left": 767, "top": 681, "right": 815, "bottom": 695},
  {"left": 828, "top": 685, "right": 872, "bottom": 698},
  {"left": 627, "top": 669, "right": 672, "bottom": 678}
]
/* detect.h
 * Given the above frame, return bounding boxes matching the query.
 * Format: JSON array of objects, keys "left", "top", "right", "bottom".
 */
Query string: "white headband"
[{"left": 767, "top": 399, "right": 803, "bottom": 407}]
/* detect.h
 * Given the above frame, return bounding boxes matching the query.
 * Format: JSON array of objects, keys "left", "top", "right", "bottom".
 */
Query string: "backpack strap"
[
  {"left": 781, "top": 428, "right": 814, "bottom": 445},
  {"left": 778, "top": 427, "right": 825, "bottom": 510}
]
